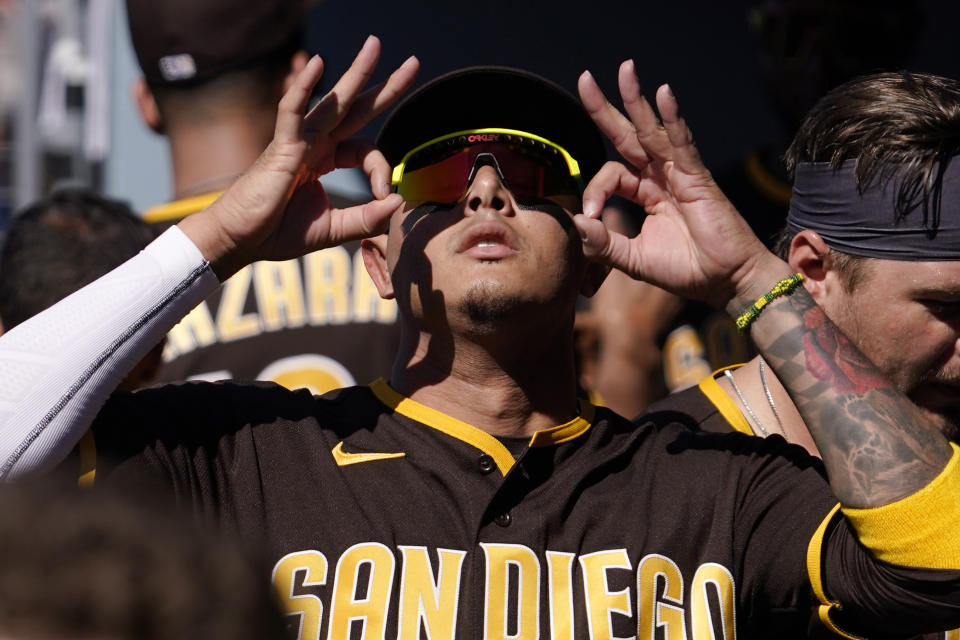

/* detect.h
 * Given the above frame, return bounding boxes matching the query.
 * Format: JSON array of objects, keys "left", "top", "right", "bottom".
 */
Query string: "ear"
[
  {"left": 579, "top": 262, "right": 611, "bottom": 297},
  {"left": 132, "top": 77, "right": 164, "bottom": 134},
  {"left": 787, "top": 229, "right": 834, "bottom": 304},
  {"left": 283, "top": 50, "right": 310, "bottom": 93},
  {"left": 361, "top": 235, "right": 395, "bottom": 299}
]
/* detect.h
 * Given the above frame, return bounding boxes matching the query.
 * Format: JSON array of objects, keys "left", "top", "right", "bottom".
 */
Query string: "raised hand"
[
  {"left": 180, "top": 36, "right": 419, "bottom": 279},
  {"left": 574, "top": 60, "right": 786, "bottom": 310}
]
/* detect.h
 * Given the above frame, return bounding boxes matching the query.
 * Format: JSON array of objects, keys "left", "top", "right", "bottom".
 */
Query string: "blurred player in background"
[
  {"left": 127, "top": 0, "right": 400, "bottom": 391},
  {"left": 0, "top": 187, "right": 161, "bottom": 391},
  {"left": 0, "top": 480, "right": 286, "bottom": 640}
]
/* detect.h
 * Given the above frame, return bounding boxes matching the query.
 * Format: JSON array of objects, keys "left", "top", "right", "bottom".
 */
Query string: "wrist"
[
  {"left": 723, "top": 252, "right": 794, "bottom": 319},
  {"left": 176, "top": 205, "right": 246, "bottom": 282}
]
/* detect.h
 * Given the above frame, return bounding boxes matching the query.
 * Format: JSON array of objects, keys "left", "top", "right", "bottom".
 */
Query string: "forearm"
[
  {"left": 0, "top": 227, "right": 219, "bottom": 479},
  {"left": 732, "top": 281, "right": 952, "bottom": 507}
]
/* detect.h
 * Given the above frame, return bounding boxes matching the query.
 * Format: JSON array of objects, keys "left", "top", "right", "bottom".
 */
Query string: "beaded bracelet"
[{"left": 735, "top": 273, "right": 805, "bottom": 333}]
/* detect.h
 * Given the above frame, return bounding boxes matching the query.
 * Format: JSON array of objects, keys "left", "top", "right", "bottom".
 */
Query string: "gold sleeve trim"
[
  {"left": 807, "top": 504, "right": 864, "bottom": 640},
  {"left": 698, "top": 366, "right": 754, "bottom": 436},
  {"left": 817, "top": 605, "right": 865, "bottom": 640},
  {"left": 142, "top": 191, "right": 224, "bottom": 223},
  {"left": 77, "top": 429, "right": 97, "bottom": 488},
  {"left": 807, "top": 503, "right": 842, "bottom": 604},
  {"left": 370, "top": 379, "right": 516, "bottom": 475},
  {"left": 842, "top": 443, "right": 960, "bottom": 569}
]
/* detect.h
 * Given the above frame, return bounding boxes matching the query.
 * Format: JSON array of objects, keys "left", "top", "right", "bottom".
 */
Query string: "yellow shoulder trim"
[
  {"left": 528, "top": 400, "right": 594, "bottom": 447},
  {"left": 142, "top": 191, "right": 224, "bottom": 223},
  {"left": 77, "top": 429, "right": 96, "bottom": 488},
  {"left": 697, "top": 366, "right": 754, "bottom": 436},
  {"left": 842, "top": 442, "right": 960, "bottom": 569},
  {"left": 807, "top": 504, "right": 866, "bottom": 640},
  {"left": 369, "top": 379, "right": 515, "bottom": 475}
]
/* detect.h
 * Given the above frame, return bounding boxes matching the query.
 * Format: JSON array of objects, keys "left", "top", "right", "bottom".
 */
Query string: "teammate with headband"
[{"left": 647, "top": 71, "right": 960, "bottom": 454}]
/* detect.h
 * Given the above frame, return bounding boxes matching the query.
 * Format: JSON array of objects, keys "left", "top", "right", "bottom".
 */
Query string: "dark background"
[{"left": 304, "top": 0, "right": 960, "bottom": 174}]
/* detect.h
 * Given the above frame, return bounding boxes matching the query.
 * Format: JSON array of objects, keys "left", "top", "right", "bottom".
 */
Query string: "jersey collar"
[{"left": 369, "top": 378, "right": 594, "bottom": 476}]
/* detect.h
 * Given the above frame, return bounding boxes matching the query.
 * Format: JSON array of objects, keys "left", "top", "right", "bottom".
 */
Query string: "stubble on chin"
[{"left": 458, "top": 280, "right": 519, "bottom": 327}]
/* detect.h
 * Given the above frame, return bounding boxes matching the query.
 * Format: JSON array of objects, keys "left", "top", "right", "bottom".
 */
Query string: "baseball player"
[
  {"left": 642, "top": 71, "right": 960, "bottom": 452},
  {"left": 4, "top": 43, "right": 960, "bottom": 639},
  {"left": 126, "top": 0, "right": 400, "bottom": 392},
  {"left": 636, "top": 69, "right": 960, "bottom": 640}
]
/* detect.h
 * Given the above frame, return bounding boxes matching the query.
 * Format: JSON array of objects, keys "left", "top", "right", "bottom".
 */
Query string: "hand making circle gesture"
[
  {"left": 180, "top": 36, "right": 419, "bottom": 279},
  {"left": 574, "top": 60, "right": 788, "bottom": 309}
]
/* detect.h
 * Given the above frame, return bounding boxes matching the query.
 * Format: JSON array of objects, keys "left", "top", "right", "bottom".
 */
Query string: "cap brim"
[{"left": 377, "top": 66, "right": 607, "bottom": 181}]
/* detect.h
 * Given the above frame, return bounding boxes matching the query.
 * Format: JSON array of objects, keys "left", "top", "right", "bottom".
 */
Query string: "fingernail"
[
  {"left": 582, "top": 70, "right": 594, "bottom": 81},
  {"left": 665, "top": 83, "right": 675, "bottom": 98},
  {"left": 583, "top": 199, "right": 599, "bottom": 217}
]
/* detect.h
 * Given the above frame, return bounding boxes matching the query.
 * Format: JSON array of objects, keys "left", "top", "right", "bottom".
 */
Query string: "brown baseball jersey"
[
  {"left": 81, "top": 378, "right": 960, "bottom": 640},
  {"left": 645, "top": 372, "right": 960, "bottom": 640},
  {"left": 144, "top": 194, "right": 400, "bottom": 392}
]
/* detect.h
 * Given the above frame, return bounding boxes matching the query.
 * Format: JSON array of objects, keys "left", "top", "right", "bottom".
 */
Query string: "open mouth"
[{"left": 457, "top": 222, "right": 519, "bottom": 259}]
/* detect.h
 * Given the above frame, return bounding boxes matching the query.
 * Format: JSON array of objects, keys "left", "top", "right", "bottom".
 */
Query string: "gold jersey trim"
[
  {"left": 142, "top": 191, "right": 224, "bottom": 223},
  {"left": 529, "top": 400, "right": 594, "bottom": 448},
  {"left": 77, "top": 430, "right": 97, "bottom": 488},
  {"left": 369, "top": 379, "right": 594, "bottom": 476},
  {"left": 697, "top": 366, "right": 753, "bottom": 436},
  {"left": 805, "top": 504, "right": 864, "bottom": 640},
  {"left": 842, "top": 442, "right": 960, "bottom": 569}
]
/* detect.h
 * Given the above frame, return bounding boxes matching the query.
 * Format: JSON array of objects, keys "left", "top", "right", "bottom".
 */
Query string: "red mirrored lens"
[{"left": 397, "top": 143, "right": 580, "bottom": 209}]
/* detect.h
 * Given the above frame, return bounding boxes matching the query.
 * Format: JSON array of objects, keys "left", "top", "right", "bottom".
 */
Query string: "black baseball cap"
[
  {"left": 377, "top": 67, "right": 607, "bottom": 182},
  {"left": 125, "top": 0, "right": 314, "bottom": 86}
]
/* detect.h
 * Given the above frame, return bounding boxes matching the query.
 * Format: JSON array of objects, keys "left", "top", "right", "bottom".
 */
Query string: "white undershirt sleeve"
[{"left": 0, "top": 226, "right": 220, "bottom": 479}]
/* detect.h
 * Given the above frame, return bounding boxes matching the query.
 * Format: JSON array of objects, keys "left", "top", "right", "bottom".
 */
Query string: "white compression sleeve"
[{"left": 0, "top": 226, "right": 220, "bottom": 479}]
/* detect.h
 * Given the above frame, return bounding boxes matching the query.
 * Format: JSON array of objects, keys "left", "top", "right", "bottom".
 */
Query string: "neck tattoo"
[{"left": 724, "top": 360, "right": 784, "bottom": 438}]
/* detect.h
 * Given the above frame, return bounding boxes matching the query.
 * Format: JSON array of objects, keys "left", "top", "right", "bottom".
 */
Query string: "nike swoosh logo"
[{"left": 331, "top": 441, "right": 406, "bottom": 467}]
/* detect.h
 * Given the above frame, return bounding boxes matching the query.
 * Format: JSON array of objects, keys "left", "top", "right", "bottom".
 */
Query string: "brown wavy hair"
[{"left": 774, "top": 71, "right": 960, "bottom": 288}]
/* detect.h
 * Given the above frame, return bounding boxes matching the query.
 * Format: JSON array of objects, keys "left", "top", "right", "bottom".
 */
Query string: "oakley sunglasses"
[{"left": 391, "top": 128, "right": 585, "bottom": 211}]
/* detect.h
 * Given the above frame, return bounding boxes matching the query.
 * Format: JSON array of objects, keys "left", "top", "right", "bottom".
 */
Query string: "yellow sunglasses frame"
[{"left": 390, "top": 127, "right": 584, "bottom": 190}]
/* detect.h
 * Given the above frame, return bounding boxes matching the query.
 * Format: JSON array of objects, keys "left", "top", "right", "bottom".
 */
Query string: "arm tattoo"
[{"left": 746, "top": 288, "right": 952, "bottom": 508}]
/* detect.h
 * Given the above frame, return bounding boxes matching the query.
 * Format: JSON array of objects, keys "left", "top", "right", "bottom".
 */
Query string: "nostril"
[
  {"left": 492, "top": 196, "right": 505, "bottom": 210},
  {"left": 468, "top": 196, "right": 482, "bottom": 210}
]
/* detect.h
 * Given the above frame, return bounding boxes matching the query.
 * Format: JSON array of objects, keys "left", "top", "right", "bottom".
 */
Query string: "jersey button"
[
  {"left": 478, "top": 454, "right": 496, "bottom": 474},
  {"left": 494, "top": 512, "right": 512, "bottom": 527}
]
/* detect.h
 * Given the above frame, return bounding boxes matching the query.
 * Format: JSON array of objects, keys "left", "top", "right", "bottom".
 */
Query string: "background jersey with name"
[{"left": 144, "top": 193, "right": 400, "bottom": 392}]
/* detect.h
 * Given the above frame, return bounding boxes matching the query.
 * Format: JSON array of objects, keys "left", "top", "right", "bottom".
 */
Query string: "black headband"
[{"left": 786, "top": 159, "right": 960, "bottom": 260}]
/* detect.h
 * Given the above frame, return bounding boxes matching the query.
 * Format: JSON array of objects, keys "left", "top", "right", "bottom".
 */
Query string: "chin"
[{"left": 459, "top": 280, "right": 516, "bottom": 325}]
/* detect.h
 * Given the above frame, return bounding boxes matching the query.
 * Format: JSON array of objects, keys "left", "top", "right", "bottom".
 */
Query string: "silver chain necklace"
[{"left": 723, "top": 360, "right": 784, "bottom": 438}]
